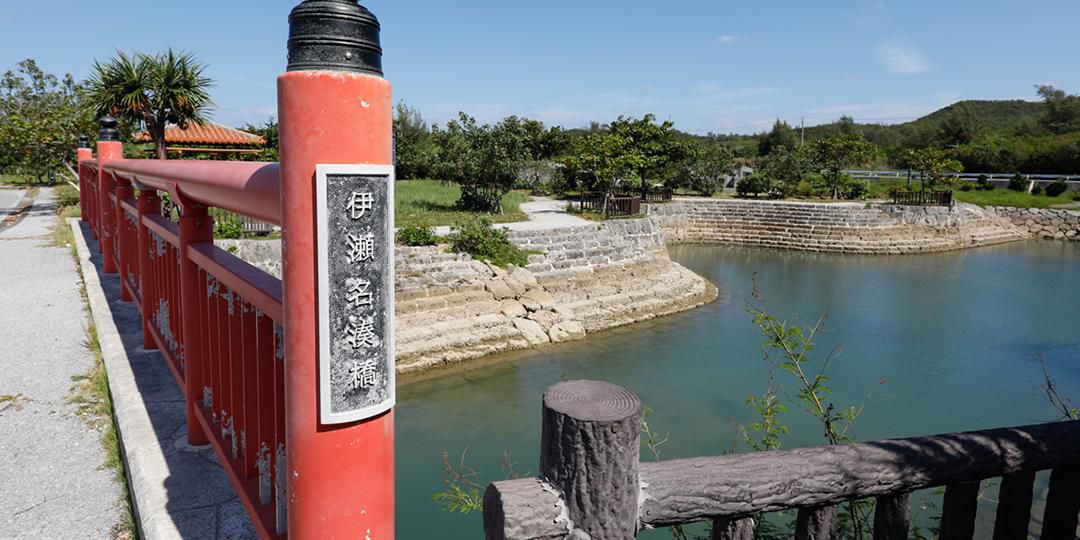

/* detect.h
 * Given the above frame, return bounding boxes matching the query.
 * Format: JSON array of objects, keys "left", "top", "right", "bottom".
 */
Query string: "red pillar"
[
  {"left": 77, "top": 141, "right": 92, "bottom": 222},
  {"left": 277, "top": 2, "right": 394, "bottom": 537},
  {"left": 179, "top": 204, "right": 213, "bottom": 446},
  {"left": 137, "top": 188, "right": 161, "bottom": 350},
  {"left": 96, "top": 117, "right": 122, "bottom": 274},
  {"left": 115, "top": 176, "right": 134, "bottom": 302}
]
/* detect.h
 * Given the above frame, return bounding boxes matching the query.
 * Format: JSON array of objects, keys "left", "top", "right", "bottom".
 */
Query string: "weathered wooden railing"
[
  {"left": 890, "top": 190, "right": 954, "bottom": 207},
  {"left": 485, "top": 380, "right": 1080, "bottom": 540},
  {"left": 579, "top": 192, "right": 643, "bottom": 217}
]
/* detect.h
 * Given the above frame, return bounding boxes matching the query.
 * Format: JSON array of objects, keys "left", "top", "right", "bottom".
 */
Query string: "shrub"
[
  {"left": 450, "top": 218, "right": 528, "bottom": 268},
  {"left": 398, "top": 223, "right": 438, "bottom": 246},
  {"left": 214, "top": 217, "right": 244, "bottom": 239},
  {"left": 1032, "top": 184, "right": 1044, "bottom": 196},
  {"left": 1045, "top": 180, "right": 1069, "bottom": 197},
  {"left": 736, "top": 173, "right": 771, "bottom": 197},
  {"left": 977, "top": 174, "right": 990, "bottom": 189},
  {"left": 958, "top": 181, "right": 977, "bottom": 192},
  {"left": 1007, "top": 173, "right": 1028, "bottom": 192}
]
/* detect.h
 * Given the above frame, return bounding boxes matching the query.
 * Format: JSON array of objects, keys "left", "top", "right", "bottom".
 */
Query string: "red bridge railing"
[{"left": 80, "top": 157, "right": 289, "bottom": 538}]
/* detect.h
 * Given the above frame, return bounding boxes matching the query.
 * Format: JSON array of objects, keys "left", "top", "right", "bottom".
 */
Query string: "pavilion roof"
[{"left": 136, "top": 122, "right": 266, "bottom": 146}]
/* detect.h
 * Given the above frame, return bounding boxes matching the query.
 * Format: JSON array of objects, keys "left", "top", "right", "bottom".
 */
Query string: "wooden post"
[
  {"left": 115, "top": 176, "right": 134, "bottom": 302},
  {"left": 711, "top": 517, "right": 755, "bottom": 540},
  {"left": 1040, "top": 465, "right": 1080, "bottom": 540},
  {"left": 796, "top": 506, "right": 837, "bottom": 540},
  {"left": 277, "top": 1, "right": 395, "bottom": 537},
  {"left": 939, "top": 482, "right": 979, "bottom": 540},
  {"left": 992, "top": 471, "right": 1034, "bottom": 540},
  {"left": 178, "top": 203, "right": 212, "bottom": 446},
  {"left": 96, "top": 117, "right": 122, "bottom": 274},
  {"left": 873, "top": 493, "right": 911, "bottom": 540},
  {"left": 540, "top": 380, "right": 642, "bottom": 539}
]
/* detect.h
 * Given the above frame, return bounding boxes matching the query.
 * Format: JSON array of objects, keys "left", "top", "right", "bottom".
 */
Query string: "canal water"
[{"left": 396, "top": 240, "right": 1080, "bottom": 538}]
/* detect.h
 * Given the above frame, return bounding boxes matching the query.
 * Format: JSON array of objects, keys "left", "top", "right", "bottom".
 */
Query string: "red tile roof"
[{"left": 137, "top": 122, "right": 266, "bottom": 146}]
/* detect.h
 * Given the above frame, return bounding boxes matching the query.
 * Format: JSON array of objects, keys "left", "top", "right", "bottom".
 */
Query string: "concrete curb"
[{"left": 69, "top": 218, "right": 255, "bottom": 540}]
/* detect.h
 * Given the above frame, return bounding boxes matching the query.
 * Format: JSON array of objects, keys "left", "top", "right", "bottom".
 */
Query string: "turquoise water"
[{"left": 396, "top": 241, "right": 1080, "bottom": 538}]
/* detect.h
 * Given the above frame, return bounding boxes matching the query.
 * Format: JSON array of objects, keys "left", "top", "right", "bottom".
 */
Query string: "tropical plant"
[{"left": 84, "top": 49, "right": 214, "bottom": 159}]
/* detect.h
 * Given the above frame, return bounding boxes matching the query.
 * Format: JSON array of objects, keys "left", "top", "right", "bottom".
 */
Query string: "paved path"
[
  {"left": 0, "top": 188, "right": 123, "bottom": 538},
  {"left": 432, "top": 196, "right": 589, "bottom": 235},
  {"left": 0, "top": 189, "right": 27, "bottom": 219}
]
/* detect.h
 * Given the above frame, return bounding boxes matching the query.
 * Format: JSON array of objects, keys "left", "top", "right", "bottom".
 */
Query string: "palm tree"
[{"left": 84, "top": 49, "right": 214, "bottom": 159}]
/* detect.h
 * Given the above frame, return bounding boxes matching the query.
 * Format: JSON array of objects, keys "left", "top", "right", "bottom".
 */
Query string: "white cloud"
[
  {"left": 876, "top": 41, "right": 929, "bottom": 75},
  {"left": 714, "top": 35, "right": 739, "bottom": 44}
]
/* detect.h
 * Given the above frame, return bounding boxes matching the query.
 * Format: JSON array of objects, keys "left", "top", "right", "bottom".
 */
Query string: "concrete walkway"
[
  {"left": 0, "top": 188, "right": 123, "bottom": 538},
  {"left": 71, "top": 220, "right": 257, "bottom": 539},
  {"left": 432, "top": 196, "right": 589, "bottom": 235}
]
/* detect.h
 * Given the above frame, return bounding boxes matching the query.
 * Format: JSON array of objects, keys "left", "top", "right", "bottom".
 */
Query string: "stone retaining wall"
[
  {"left": 217, "top": 218, "right": 717, "bottom": 373},
  {"left": 987, "top": 206, "right": 1080, "bottom": 241},
  {"left": 648, "top": 199, "right": 1027, "bottom": 254}
]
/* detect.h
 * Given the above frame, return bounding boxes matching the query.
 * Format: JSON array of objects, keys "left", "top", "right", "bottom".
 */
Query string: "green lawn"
[
  {"left": 953, "top": 189, "right": 1080, "bottom": 209},
  {"left": 395, "top": 179, "right": 529, "bottom": 228},
  {"left": 0, "top": 174, "right": 36, "bottom": 186}
]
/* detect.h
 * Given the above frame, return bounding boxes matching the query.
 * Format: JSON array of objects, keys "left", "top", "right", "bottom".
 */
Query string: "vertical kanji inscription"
[{"left": 317, "top": 165, "right": 395, "bottom": 424}]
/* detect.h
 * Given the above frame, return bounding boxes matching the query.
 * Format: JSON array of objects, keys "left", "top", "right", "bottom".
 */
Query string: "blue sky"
[{"left": 2, "top": 1, "right": 1077, "bottom": 134}]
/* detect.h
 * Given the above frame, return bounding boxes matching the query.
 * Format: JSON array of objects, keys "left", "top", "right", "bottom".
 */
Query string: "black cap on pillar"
[
  {"left": 78, "top": 136, "right": 90, "bottom": 149},
  {"left": 98, "top": 116, "right": 120, "bottom": 142},
  {"left": 287, "top": 0, "right": 382, "bottom": 76}
]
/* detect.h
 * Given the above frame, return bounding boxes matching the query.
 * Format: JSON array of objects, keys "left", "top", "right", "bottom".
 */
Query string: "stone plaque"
[{"left": 316, "top": 164, "right": 395, "bottom": 424}]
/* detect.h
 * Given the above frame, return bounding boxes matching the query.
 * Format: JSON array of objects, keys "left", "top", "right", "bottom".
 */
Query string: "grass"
[
  {"left": 953, "top": 189, "right": 1080, "bottom": 209},
  {"left": 396, "top": 180, "right": 528, "bottom": 228}
]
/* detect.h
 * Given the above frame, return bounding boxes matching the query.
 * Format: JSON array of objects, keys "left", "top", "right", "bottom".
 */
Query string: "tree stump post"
[{"left": 540, "top": 380, "right": 643, "bottom": 539}]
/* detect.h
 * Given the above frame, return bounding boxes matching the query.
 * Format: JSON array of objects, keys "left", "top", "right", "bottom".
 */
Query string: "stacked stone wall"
[
  {"left": 217, "top": 217, "right": 717, "bottom": 373},
  {"left": 649, "top": 199, "right": 1027, "bottom": 254},
  {"left": 987, "top": 207, "right": 1080, "bottom": 241}
]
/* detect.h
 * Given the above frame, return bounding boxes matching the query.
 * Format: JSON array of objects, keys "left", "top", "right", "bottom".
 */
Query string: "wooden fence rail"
[
  {"left": 579, "top": 193, "right": 642, "bottom": 217},
  {"left": 891, "top": 190, "right": 953, "bottom": 207},
  {"left": 484, "top": 380, "right": 1080, "bottom": 540}
]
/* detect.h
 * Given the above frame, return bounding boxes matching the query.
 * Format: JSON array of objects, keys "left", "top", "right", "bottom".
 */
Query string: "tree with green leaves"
[
  {"left": 937, "top": 103, "right": 983, "bottom": 147},
  {"left": 561, "top": 131, "right": 635, "bottom": 215},
  {"left": 84, "top": 49, "right": 214, "bottom": 160},
  {"left": 675, "top": 139, "right": 736, "bottom": 196},
  {"left": 1036, "top": 85, "right": 1080, "bottom": 135},
  {"left": 431, "top": 113, "right": 530, "bottom": 213},
  {"left": 811, "top": 135, "right": 874, "bottom": 199},
  {"left": 240, "top": 119, "right": 279, "bottom": 162},
  {"left": 903, "top": 148, "right": 963, "bottom": 189},
  {"left": 759, "top": 145, "right": 815, "bottom": 197},
  {"left": 0, "top": 59, "right": 94, "bottom": 182},
  {"left": 607, "top": 114, "right": 689, "bottom": 197},
  {"left": 394, "top": 101, "right": 436, "bottom": 179},
  {"left": 757, "top": 119, "right": 797, "bottom": 156}
]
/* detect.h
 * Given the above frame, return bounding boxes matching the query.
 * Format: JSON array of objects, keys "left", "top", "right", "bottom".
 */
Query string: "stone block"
[
  {"left": 498, "top": 299, "right": 527, "bottom": 319},
  {"left": 521, "top": 289, "right": 557, "bottom": 310},
  {"left": 485, "top": 279, "right": 517, "bottom": 300},
  {"left": 513, "top": 318, "right": 551, "bottom": 346},
  {"left": 549, "top": 321, "right": 586, "bottom": 343}
]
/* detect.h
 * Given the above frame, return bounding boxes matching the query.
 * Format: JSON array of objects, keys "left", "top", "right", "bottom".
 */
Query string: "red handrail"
[{"left": 104, "top": 160, "right": 283, "bottom": 226}]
